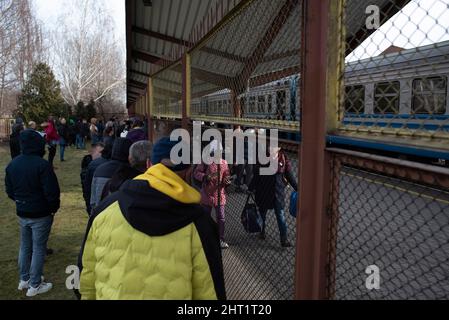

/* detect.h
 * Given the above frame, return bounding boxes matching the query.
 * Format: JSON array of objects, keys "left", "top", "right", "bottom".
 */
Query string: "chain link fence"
[
  {"left": 152, "top": 62, "right": 182, "bottom": 119},
  {"left": 184, "top": 0, "right": 302, "bottom": 300},
  {"left": 142, "top": 0, "right": 449, "bottom": 300},
  {"left": 341, "top": 0, "right": 449, "bottom": 151},
  {"left": 188, "top": 0, "right": 301, "bottom": 136},
  {"left": 324, "top": 0, "right": 449, "bottom": 300},
  {"left": 216, "top": 150, "right": 298, "bottom": 300},
  {"left": 327, "top": 150, "right": 449, "bottom": 299}
]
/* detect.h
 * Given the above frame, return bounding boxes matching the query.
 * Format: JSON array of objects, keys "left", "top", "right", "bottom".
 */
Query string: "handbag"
[{"left": 241, "top": 193, "right": 263, "bottom": 233}]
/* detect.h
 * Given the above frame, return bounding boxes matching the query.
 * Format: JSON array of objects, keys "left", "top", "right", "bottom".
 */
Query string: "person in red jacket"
[{"left": 41, "top": 117, "right": 60, "bottom": 168}]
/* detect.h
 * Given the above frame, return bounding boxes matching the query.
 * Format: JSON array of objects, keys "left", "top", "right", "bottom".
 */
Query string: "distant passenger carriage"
[
  {"left": 192, "top": 77, "right": 301, "bottom": 123},
  {"left": 344, "top": 41, "right": 449, "bottom": 131},
  {"left": 189, "top": 41, "right": 449, "bottom": 147}
]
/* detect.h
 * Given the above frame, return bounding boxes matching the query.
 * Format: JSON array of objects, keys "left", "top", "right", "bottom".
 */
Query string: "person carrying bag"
[{"left": 241, "top": 192, "right": 263, "bottom": 234}]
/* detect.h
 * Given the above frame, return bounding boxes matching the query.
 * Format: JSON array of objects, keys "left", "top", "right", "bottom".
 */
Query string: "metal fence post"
[
  {"left": 147, "top": 77, "right": 154, "bottom": 142},
  {"left": 295, "top": 0, "right": 344, "bottom": 300},
  {"left": 182, "top": 53, "right": 191, "bottom": 130}
]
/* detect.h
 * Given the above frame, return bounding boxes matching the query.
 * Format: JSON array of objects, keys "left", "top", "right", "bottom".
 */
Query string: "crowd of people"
[
  {"left": 9, "top": 116, "right": 148, "bottom": 166},
  {"left": 5, "top": 116, "right": 297, "bottom": 299}
]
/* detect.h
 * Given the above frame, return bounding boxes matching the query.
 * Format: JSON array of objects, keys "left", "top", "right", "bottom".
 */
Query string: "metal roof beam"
[
  {"left": 132, "top": 50, "right": 172, "bottom": 65},
  {"left": 191, "top": 67, "right": 232, "bottom": 89},
  {"left": 133, "top": 26, "right": 247, "bottom": 63},
  {"left": 261, "top": 49, "right": 301, "bottom": 63},
  {"left": 130, "top": 69, "right": 151, "bottom": 77},
  {"left": 132, "top": 26, "right": 193, "bottom": 47},
  {"left": 128, "top": 87, "right": 145, "bottom": 94},
  {"left": 236, "top": 0, "right": 300, "bottom": 91},
  {"left": 128, "top": 79, "right": 148, "bottom": 88},
  {"left": 200, "top": 47, "right": 247, "bottom": 63},
  {"left": 249, "top": 66, "right": 300, "bottom": 88}
]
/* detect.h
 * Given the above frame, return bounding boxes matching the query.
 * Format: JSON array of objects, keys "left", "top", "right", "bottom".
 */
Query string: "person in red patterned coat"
[{"left": 194, "top": 144, "right": 231, "bottom": 249}]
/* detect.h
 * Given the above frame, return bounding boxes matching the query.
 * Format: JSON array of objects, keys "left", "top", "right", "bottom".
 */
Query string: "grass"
[{"left": 0, "top": 143, "right": 90, "bottom": 300}]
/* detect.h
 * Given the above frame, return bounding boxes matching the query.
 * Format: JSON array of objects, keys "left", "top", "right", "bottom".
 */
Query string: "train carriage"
[{"left": 344, "top": 41, "right": 449, "bottom": 132}]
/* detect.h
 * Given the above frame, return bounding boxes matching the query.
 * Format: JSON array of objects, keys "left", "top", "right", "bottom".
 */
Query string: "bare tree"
[
  {"left": 0, "top": 0, "right": 45, "bottom": 115},
  {"left": 51, "top": 0, "right": 125, "bottom": 108}
]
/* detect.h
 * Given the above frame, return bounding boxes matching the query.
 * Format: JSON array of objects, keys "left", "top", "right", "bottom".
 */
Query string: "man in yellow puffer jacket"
[{"left": 78, "top": 137, "right": 226, "bottom": 300}]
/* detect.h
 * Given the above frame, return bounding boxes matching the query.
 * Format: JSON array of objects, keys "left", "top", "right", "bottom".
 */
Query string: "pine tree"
[{"left": 17, "top": 63, "right": 65, "bottom": 124}]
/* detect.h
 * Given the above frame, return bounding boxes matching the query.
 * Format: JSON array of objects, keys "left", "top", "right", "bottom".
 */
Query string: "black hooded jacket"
[
  {"left": 5, "top": 129, "right": 60, "bottom": 218},
  {"left": 9, "top": 123, "right": 24, "bottom": 159},
  {"left": 90, "top": 138, "right": 133, "bottom": 210},
  {"left": 100, "top": 164, "right": 142, "bottom": 201}
]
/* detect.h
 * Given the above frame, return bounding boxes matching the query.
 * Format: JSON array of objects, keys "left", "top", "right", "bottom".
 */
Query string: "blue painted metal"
[
  {"left": 327, "top": 135, "right": 449, "bottom": 160},
  {"left": 342, "top": 121, "right": 449, "bottom": 131}
]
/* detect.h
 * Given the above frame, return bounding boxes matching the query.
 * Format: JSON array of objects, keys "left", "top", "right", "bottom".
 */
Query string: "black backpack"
[{"left": 241, "top": 193, "right": 263, "bottom": 234}]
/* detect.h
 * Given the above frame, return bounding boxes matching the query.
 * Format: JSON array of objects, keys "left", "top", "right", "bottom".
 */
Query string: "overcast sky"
[
  {"left": 33, "top": 0, "right": 125, "bottom": 39},
  {"left": 347, "top": 0, "right": 449, "bottom": 61}
]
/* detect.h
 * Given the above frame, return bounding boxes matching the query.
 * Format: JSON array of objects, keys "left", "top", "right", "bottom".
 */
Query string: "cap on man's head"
[{"left": 151, "top": 137, "right": 190, "bottom": 171}]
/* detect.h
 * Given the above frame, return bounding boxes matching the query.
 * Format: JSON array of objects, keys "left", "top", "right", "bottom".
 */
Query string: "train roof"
[{"left": 345, "top": 40, "right": 449, "bottom": 74}]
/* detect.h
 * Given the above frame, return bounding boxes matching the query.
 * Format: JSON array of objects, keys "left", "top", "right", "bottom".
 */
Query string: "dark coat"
[
  {"left": 57, "top": 123, "right": 69, "bottom": 142},
  {"left": 250, "top": 151, "right": 297, "bottom": 211},
  {"left": 83, "top": 156, "right": 109, "bottom": 212},
  {"left": 90, "top": 138, "right": 133, "bottom": 209},
  {"left": 126, "top": 128, "right": 146, "bottom": 143},
  {"left": 9, "top": 124, "right": 23, "bottom": 159},
  {"left": 80, "top": 123, "right": 90, "bottom": 137},
  {"left": 100, "top": 164, "right": 142, "bottom": 201},
  {"left": 81, "top": 154, "right": 93, "bottom": 212},
  {"left": 5, "top": 129, "right": 60, "bottom": 218}
]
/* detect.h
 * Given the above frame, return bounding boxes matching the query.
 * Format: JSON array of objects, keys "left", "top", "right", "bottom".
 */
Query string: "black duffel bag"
[{"left": 241, "top": 193, "right": 263, "bottom": 234}]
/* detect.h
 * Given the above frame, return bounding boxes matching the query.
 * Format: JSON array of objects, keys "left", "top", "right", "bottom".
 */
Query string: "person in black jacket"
[
  {"left": 5, "top": 129, "right": 60, "bottom": 297},
  {"left": 9, "top": 119, "right": 24, "bottom": 159},
  {"left": 83, "top": 142, "right": 109, "bottom": 214},
  {"left": 80, "top": 143, "right": 106, "bottom": 212},
  {"left": 89, "top": 138, "right": 132, "bottom": 212},
  {"left": 250, "top": 147, "right": 297, "bottom": 248},
  {"left": 57, "top": 118, "right": 69, "bottom": 162},
  {"left": 100, "top": 140, "right": 152, "bottom": 201}
]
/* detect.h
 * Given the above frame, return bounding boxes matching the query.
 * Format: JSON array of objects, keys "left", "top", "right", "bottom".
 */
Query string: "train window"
[
  {"left": 217, "top": 100, "right": 223, "bottom": 113},
  {"left": 345, "top": 85, "right": 365, "bottom": 114},
  {"left": 412, "top": 77, "right": 447, "bottom": 115},
  {"left": 224, "top": 100, "right": 230, "bottom": 114},
  {"left": 240, "top": 97, "right": 247, "bottom": 114},
  {"left": 257, "top": 96, "right": 265, "bottom": 113},
  {"left": 276, "top": 90, "right": 287, "bottom": 117},
  {"left": 374, "top": 81, "right": 400, "bottom": 114},
  {"left": 249, "top": 96, "right": 256, "bottom": 113},
  {"left": 267, "top": 95, "right": 273, "bottom": 113}
]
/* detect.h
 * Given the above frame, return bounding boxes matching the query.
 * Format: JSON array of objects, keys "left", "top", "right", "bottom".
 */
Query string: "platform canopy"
[{"left": 126, "top": 0, "right": 410, "bottom": 107}]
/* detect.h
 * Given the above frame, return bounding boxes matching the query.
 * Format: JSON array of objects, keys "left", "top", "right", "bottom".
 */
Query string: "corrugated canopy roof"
[{"left": 126, "top": 0, "right": 410, "bottom": 106}]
